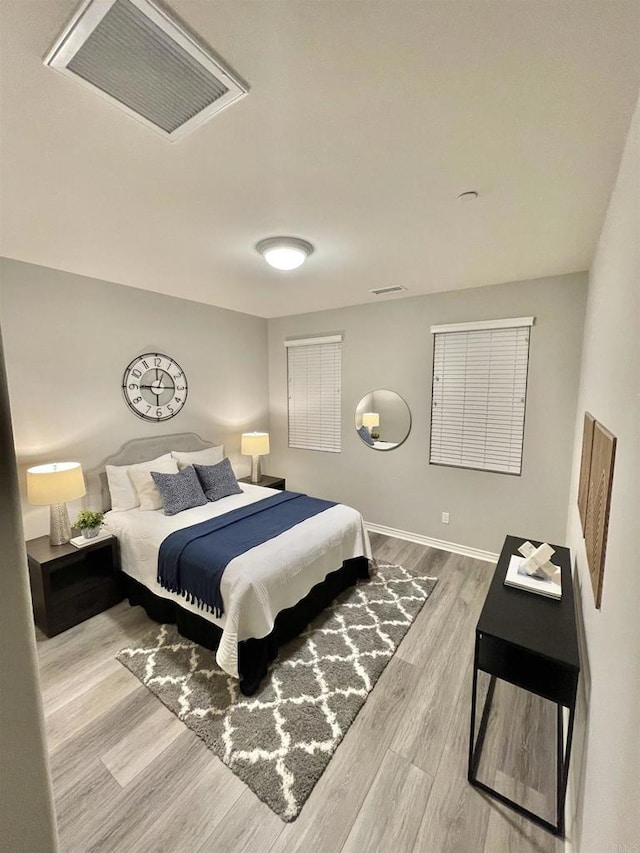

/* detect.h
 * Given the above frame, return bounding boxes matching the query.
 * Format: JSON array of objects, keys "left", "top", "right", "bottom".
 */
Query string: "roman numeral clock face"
[{"left": 122, "top": 353, "right": 188, "bottom": 421}]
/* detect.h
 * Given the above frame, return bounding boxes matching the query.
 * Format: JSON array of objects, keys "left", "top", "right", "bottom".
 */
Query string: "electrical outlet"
[{"left": 441, "top": 511, "right": 450, "bottom": 524}]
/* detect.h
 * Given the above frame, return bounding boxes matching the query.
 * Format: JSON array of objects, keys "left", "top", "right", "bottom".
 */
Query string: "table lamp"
[
  {"left": 27, "top": 462, "right": 86, "bottom": 545},
  {"left": 362, "top": 412, "right": 380, "bottom": 434},
  {"left": 241, "top": 432, "right": 270, "bottom": 483}
]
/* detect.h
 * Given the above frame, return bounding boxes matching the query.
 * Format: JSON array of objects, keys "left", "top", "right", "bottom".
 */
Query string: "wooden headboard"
[{"left": 86, "top": 432, "right": 216, "bottom": 512}]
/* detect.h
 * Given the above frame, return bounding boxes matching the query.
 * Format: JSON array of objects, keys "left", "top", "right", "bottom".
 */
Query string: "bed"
[{"left": 89, "top": 433, "right": 372, "bottom": 695}]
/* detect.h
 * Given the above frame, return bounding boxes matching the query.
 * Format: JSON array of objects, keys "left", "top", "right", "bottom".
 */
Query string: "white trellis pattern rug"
[{"left": 117, "top": 562, "right": 438, "bottom": 821}]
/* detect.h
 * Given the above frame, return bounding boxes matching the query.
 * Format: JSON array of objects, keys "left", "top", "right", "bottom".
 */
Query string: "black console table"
[{"left": 468, "top": 535, "right": 580, "bottom": 837}]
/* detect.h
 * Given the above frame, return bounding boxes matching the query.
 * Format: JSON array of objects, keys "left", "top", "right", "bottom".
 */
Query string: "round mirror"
[{"left": 355, "top": 390, "right": 411, "bottom": 451}]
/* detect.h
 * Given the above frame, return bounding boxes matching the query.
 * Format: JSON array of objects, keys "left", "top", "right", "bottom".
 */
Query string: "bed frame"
[
  {"left": 91, "top": 433, "right": 369, "bottom": 695},
  {"left": 125, "top": 558, "right": 368, "bottom": 695}
]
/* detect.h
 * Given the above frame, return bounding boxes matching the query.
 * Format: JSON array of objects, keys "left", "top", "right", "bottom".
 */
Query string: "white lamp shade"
[
  {"left": 27, "top": 462, "right": 86, "bottom": 505},
  {"left": 362, "top": 413, "right": 380, "bottom": 428},
  {"left": 241, "top": 432, "right": 270, "bottom": 456}
]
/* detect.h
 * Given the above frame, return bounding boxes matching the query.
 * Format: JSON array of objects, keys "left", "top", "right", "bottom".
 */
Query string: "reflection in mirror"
[{"left": 355, "top": 390, "right": 411, "bottom": 451}]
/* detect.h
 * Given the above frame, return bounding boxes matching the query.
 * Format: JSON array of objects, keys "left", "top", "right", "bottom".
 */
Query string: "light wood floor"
[{"left": 37, "top": 534, "right": 563, "bottom": 853}]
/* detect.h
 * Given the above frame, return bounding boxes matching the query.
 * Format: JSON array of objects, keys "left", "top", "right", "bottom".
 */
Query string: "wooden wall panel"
[
  {"left": 577, "top": 412, "right": 595, "bottom": 532},
  {"left": 584, "top": 420, "right": 616, "bottom": 609}
]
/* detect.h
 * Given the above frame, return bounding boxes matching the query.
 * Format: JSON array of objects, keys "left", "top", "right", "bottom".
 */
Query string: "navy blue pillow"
[
  {"left": 193, "top": 458, "right": 243, "bottom": 502},
  {"left": 357, "top": 425, "right": 375, "bottom": 446},
  {"left": 151, "top": 465, "right": 208, "bottom": 516}
]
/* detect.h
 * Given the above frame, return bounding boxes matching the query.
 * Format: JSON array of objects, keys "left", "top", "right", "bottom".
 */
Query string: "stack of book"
[
  {"left": 504, "top": 553, "right": 562, "bottom": 599},
  {"left": 69, "top": 531, "right": 112, "bottom": 549}
]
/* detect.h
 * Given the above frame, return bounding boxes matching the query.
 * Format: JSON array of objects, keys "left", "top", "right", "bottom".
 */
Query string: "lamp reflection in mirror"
[
  {"left": 362, "top": 412, "right": 380, "bottom": 435},
  {"left": 27, "top": 462, "right": 86, "bottom": 545},
  {"left": 241, "top": 432, "right": 270, "bottom": 483}
]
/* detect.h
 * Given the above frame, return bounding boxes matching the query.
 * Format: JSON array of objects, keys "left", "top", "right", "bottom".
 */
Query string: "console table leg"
[
  {"left": 557, "top": 703, "right": 564, "bottom": 834},
  {"left": 556, "top": 702, "right": 576, "bottom": 836},
  {"left": 469, "top": 647, "right": 496, "bottom": 781},
  {"left": 473, "top": 675, "right": 496, "bottom": 774},
  {"left": 468, "top": 638, "right": 480, "bottom": 781}
]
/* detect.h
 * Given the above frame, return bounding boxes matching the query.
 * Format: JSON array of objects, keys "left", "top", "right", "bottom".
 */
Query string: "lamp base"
[
  {"left": 250, "top": 455, "right": 262, "bottom": 484},
  {"left": 49, "top": 503, "right": 72, "bottom": 546}
]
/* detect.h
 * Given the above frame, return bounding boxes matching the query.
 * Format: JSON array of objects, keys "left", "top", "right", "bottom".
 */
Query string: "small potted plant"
[{"left": 74, "top": 509, "right": 105, "bottom": 540}]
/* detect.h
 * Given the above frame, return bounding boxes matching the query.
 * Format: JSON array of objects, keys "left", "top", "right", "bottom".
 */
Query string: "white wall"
[
  {"left": 268, "top": 272, "right": 587, "bottom": 555},
  {"left": 565, "top": 96, "right": 640, "bottom": 852},
  {"left": 0, "top": 259, "right": 270, "bottom": 538}
]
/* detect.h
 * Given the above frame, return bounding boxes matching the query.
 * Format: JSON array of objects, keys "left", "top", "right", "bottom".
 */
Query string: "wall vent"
[
  {"left": 369, "top": 285, "right": 408, "bottom": 296},
  {"left": 44, "top": 0, "right": 248, "bottom": 141}
]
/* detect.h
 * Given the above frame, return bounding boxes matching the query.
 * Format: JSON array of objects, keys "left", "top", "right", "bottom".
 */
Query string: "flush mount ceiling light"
[
  {"left": 256, "top": 237, "right": 314, "bottom": 271},
  {"left": 457, "top": 190, "right": 479, "bottom": 201}
]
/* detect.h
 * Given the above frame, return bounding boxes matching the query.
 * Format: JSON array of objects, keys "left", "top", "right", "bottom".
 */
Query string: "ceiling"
[{"left": 1, "top": 0, "right": 638, "bottom": 319}]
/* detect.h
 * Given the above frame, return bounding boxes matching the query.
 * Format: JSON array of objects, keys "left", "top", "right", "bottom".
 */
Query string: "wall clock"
[{"left": 122, "top": 352, "right": 188, "bottom": 422}]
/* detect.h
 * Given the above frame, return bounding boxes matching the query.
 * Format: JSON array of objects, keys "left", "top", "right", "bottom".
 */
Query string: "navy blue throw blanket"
[{"left": 157, "top": 491, "right": 337, "bottom": 617}]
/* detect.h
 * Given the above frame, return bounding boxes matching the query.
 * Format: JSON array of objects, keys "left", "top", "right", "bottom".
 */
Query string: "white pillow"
[
  {"left": 171, "top": 446, "right": 224, "bottom": 471},
  {"left": 129, "top": 456, "right": 179, "bottom": 511},
  {"left": 105, "top": 452, "right": 173, "bottom": 512}
]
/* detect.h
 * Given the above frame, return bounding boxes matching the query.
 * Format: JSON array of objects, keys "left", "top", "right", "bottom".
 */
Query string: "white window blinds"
[
  {"left": 429, "top": 318, "right": 533, "bottom": 475},
  {"left": 286, "top": 336, "right": 342, "bottom": 452}
]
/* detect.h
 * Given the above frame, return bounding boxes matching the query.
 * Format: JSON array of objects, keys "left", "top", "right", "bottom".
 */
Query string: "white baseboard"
[{"left": 364, "top": 522, "right": 499, "bottom": 564}]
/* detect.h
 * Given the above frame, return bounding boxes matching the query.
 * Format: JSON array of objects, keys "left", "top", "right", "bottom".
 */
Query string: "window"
[
  {"left": 429, "top": 317, "right": 533, "bottom": 475},
  {"left": 286, "top": 335, "right": 342, "bottom": 452}
]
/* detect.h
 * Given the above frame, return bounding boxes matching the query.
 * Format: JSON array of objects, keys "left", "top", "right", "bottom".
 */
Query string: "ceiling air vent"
[
  {"left": 369, "top": 285, "right": 408, "bottom": 296},
  {"left": 44, "top": 0, "right": 248, "bottom": 141}
]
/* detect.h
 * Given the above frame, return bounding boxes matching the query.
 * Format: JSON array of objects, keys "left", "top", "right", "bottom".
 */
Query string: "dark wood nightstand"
[
  {"left": 239, "top": 475, "right": 286, "bottom": 491},
  {"left": 26, "top": 535, "right": 123, "bottom": 637}
]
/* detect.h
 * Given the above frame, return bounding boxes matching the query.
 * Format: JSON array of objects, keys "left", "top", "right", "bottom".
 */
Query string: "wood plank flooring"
[{"left": 36, "top": 534, "right": 563, "bottom": 853}]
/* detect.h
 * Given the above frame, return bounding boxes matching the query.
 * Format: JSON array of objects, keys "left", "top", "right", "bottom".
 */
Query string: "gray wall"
[
  {"left": 268, "top": 272, "right": 587, "bottom": 554},
  {"left": 0, "top": 326, "right": 59, "bottom": 853},
  {"left": 564, "top": 96, "right": 639, "bottom": 852},
  {"left": 0, "top": 259, "right": 269, "bottom": 539}
]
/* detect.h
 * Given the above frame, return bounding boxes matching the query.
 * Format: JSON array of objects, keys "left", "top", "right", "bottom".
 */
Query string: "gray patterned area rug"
[{"left": 116, "top": 562, "right": 437, "bottom": 821}]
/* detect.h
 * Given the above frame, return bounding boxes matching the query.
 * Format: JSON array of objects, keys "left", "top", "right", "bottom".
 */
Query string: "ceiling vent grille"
[
  {"left": 44, "top": 0, "right": 248, "bottom": 141},
  {"left": 369, "top": 285, "right": 408, "bottom": 296}
]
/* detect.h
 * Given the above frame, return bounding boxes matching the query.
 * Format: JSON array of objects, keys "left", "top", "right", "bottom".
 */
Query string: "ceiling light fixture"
[
  {"left": 457, "top": 190, "right": 479, "bottom": 201},
  {"left": 256, "top": 237, "right": 314, "bottom": 271}
]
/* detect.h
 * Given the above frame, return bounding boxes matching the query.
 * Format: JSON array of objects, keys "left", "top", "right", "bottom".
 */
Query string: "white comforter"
[{"left": 105, "top": 484, "right": 372, "bottom": 678}]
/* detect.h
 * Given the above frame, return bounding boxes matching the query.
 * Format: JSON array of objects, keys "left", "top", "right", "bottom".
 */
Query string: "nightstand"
[
  {"left": 239, "top": 474, "right": 286, "bottom": 491},
  {"left": 26, "top": 535, "right": 123, "bottom": 637}
]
